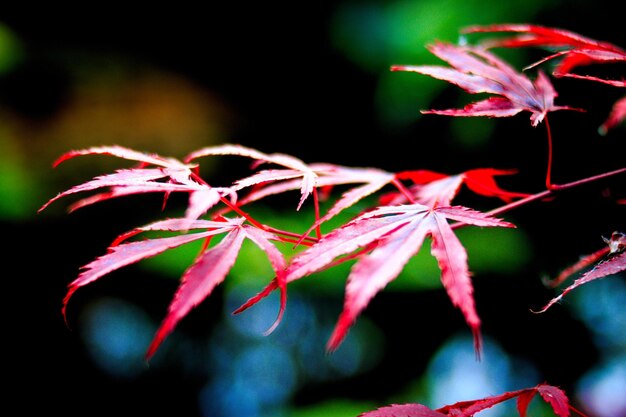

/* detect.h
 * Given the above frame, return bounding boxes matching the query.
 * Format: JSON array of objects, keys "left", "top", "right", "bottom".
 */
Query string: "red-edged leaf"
[
  {"left": 599, "top": 96, "right": 626, "bottom": 135},
  {"left": 327, "top": 210, "right": 432, "bottom": 351},
  {"left": 40, "top": 146, "right": 235, "bottom": 222},
  {"left": 146, "top": 226, "right": 248, "bottom": 358},
  {"left": 184, "top": 143, "right": 310, "bottom": 172},
  {"left": 391, "top": 42, "right": 581, "bottom": 126},
  {"left": 39, "top": 145, "right": 213, "bottom": 213},
  {"left": 286, "top": 206, "right": 417, "bottom": 284},
  {"left": 537, "top": 384, "right": 571, "bottom": 417},
  {"left": 184, "top": 143, "right": 318, "bottom": 210},
  {"left": 185, "top": 188, "right": 224, "bottom": 222},
  {"left": 145, "top": 221, "right": 286, "bottom": 359},
  {"left": 111, "top": 218, "right": 238, "bottom": 245},
  {"left": 416, "top": 175, "right": 465, "bottom": 207},
  {"left": 537, "top": 250, "right": 626, "bottom": 313},
  {"left": 359, "top": 404, "right": 447, "bottom": 417},
  {"left": 235, "top": 169, "right": 317, "bottom": 211},
  {"left": 42, "top": 180, "right": 230, "bottom": 222},
  {"left": 542, "top": 246, "right": 610, "bottom": 288},
  {"left": 64, "top": 185, "right": 165, "bottom": 213},
  {"left": 430, "top": 210, "right": 481, "bottom": 351},
  {"left": 240, "top": 226, "right": 288, "bottom": 335},
  {"left": 61, "top": 214, "right": 288, "bottom": 360},
  {"left": 62, "top": 228, "right": 229, "bottom": 320},
  {"left": 279, "top": 203, "right": 513, "bottom": 352},
  {"left": 538, "top": 231, "right": 626, "bottom": 312},
  {"left": 293, "top": 165, "right": 395, "bottom": 238},
  {"left": 233, "top": 164, "right": 395, "bottom": 225},
  {"left": 39, "top": 169, "right": 173, "bottom": 211},
  {"left": 53, "top": 145, "right": 195, "bottom": 170},
  {"left": 464, "top": 23, "right": 626, "bottom": 87}
]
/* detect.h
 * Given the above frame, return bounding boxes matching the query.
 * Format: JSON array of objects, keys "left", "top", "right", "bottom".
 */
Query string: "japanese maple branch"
[
  {"left": 392, "top": 177, "right": 418, "bottom": 203},
  {"left": 448, "top": 166, "right": 626, "bottom": 231},
  {"left": 488, "top": 166, "right": 626, "bottom": 218}
]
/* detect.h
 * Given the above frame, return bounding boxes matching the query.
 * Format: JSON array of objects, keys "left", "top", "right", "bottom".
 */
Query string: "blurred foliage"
[
  {"left": 0, "top": 29, "right": 233, "bottom": 219},
  {"left": 0, "top": 22, "right": 21, "bottom": 74},
  {"left": 0, "top": 23, "right": 32, "bottom": 218},
  {"left": 0, "top": 125, "right": 38, "bottom": 218}
]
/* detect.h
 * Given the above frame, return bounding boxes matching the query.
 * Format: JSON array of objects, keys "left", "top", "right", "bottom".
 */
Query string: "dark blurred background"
[{"left": 2, "top": 2, "right": 624, "bottom": 416}]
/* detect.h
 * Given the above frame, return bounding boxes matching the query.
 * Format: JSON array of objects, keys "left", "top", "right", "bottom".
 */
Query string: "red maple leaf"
[
  {"left": 382, "top": 168, "right": 530, "bottom": 207},
  {"left": 59, "top": 217, "right": 287, "bottom": 360},
  {"left": 391, "top": 41, "right": 580, "bottom": 126},
  {"left": 463, "top": 24, "right": 626, "bottom": 87},
  {"left": 359, "top": 383, "right": 584, "bottom": 417},
  {"left": 537, "top": 231, "right": 626, "bottom": 313}
]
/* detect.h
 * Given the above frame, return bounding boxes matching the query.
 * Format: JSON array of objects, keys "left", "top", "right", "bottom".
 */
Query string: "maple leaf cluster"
[
  {"left": 41, "top": 144, "right": 520, "bottom": 358},
  {"left": 40, "top": 24, "right": 625, "bottom": 383},
  {"left": 461, "top": 24, "right": 626, "bottom": 133}
]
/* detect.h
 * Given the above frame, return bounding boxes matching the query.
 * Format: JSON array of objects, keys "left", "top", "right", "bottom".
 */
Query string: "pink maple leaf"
[
  {"left": 391, "top": 41, "right": 581, "bottom": 126},
  {"left": 221, "top": 163, "right": 396, "bottom": 223},
  {"left": 39, "top": 146, "right": 235, "bottom": 224},
  {"left": 537, "top": 231, "right": 626, "bottom": 313},
  {"left": 185, "top": 143, "right": 318, "bottom": 210},
  {"left": 60, "top": 216, "right": 286, "bottom": 360},
  {"left": 463, "top": 24, "right": 626, "bottom": 135},
  {"left": 245, "top": 203, "right": 514, "bottom": 354},
  {"left": 185, "top": 145, "right": 399, "bottom": 234},
  {"left": 463, "top": 23, "right": 626, "bottom": 87},
  {"left": 288, "top": 164, "right": 396, "bottom": 239}
]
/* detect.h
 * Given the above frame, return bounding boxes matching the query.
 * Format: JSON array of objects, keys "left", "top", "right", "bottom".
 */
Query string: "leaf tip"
[
  {"left": 530, "top": 296, "right": 561, "bottom": 314},
  {"left": 390, "top": 65, "right": 403, "bottom": 72},
  {"left": 232, "top": 279, "right": 279, "bottom": 315},
  {"left": 61, "top": 285, "right": 79, "bottom": 328},
  {"left": 473, "top": 326, "right": 483, "bottom": 361},
  {"left": 145, "top": 323, "right": 172, "bottom": 362},
  {"left": 262, "top": 281, "right": 287, "bottom": 336},
  {"left": 325, "top": 310, "right": 355, "bottom": 353}
]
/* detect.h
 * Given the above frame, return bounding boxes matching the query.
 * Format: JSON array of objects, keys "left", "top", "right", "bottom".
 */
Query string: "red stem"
[
  {"left": 190, "top": 170, "right": 317, "bottom": 243},
  {"left": 392, "top": 177, "right": 418, "bottom": 203},
  {"left": 264, "top": 226, "right": 318, "bottom": 244},
  {"left": 312, "top": 187, "right": 322, "bottom": 239},
  {"left": 218, "top": 196, "right": 267, "bottom": 230},
  {"left": 544, "top": 115, "right": 554, "bottom": 190},
  {"left": 486, "top": 166, "right": 626, "bottom": 218}
]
